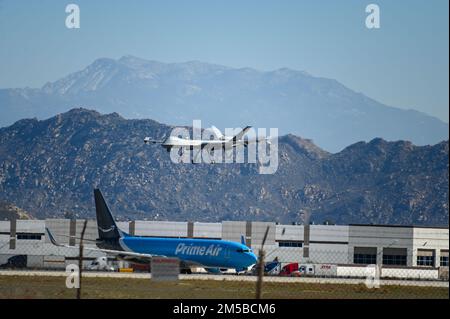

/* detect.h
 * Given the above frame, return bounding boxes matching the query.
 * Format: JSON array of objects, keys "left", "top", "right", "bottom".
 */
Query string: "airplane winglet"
[
  {"left": 241, "top": 235, "right": 246, "bottom": 246},
  {"left": 231, "top": 126, "right": 252, "bottom": 143}
]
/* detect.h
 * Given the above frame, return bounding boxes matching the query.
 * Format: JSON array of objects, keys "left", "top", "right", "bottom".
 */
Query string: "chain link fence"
[{"left": 0, "top": 219, "right": 448, "bottom": 299}]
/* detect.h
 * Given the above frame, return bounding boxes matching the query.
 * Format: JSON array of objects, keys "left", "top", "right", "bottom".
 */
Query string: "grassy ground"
[{"left": 0, "top": 275, "right": 447, "bottom": 299}]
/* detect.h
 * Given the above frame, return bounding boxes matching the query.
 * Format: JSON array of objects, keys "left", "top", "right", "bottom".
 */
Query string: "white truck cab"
[
  {"left": 88, "top": 256, "right": 115, "bottom": 271},
  {"left": 299, "top": 264, "right": 315, "bottom": 276}
]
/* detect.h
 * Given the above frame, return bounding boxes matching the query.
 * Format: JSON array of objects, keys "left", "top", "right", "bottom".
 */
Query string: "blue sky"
[{"left": 0, "top": 0, "right": 448, "bottom": 122}]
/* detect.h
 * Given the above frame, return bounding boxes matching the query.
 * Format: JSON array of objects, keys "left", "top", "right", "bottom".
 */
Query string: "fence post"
[
  {"left": 255, "top": 226, "right": 270, "bottom": 299},
  {"left": 77, "top": 219, "right": 88, "bottom": 299}
]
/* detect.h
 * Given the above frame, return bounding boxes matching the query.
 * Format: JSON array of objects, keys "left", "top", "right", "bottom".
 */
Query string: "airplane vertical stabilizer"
[{"left": 94, "top": 188, "right": 123, "bottom": 241}]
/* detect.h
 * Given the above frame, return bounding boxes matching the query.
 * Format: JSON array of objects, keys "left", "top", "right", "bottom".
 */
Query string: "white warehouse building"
[{"left": 0, "top": 219, "right": 448, "bottom": 278}]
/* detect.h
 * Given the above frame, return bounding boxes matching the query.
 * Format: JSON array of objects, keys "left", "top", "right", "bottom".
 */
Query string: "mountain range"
[
  {"left": 0, "top": 108, "right": 447, "bottom": 226},
  {"left": 0, "top": 201, "right": 32, "bottom": 221},
  {"left": 0, "top": 55, "right": 447, "bottom": 152}
]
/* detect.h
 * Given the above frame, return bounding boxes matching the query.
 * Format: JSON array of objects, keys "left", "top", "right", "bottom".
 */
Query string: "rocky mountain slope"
[
  {"left": 0, "top": 108, "right": 447, "bottom": 226},
  {"left": 0, "top": 201, "right": 33, "bottom": 221},
  {"left": 0, "top": 56, "right": 447, "bottom": 152}
]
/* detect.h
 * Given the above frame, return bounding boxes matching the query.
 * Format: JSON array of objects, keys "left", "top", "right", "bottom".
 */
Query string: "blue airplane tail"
[{"left": 94, "top": 188, "right": 128, "bottom": 250}]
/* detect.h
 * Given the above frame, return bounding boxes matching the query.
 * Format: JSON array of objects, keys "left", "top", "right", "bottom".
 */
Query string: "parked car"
[{"left": 87, "top": 256, "right": 115, "bottom": 271}]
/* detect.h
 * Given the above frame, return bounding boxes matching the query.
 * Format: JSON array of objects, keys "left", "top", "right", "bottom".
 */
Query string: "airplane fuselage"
[{"left": 117, "top": 236, "right": 258, "bottom": 270}]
